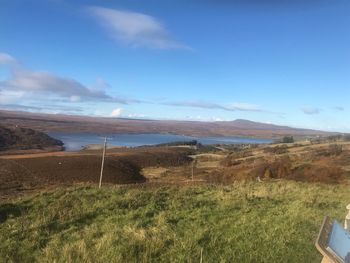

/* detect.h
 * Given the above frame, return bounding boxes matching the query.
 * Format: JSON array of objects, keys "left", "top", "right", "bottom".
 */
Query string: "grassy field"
[{"left": 1, "top": 181, "right": 349, "bottom": 263}]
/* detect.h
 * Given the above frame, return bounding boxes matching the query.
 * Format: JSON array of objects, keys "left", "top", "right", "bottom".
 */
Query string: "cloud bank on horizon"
[
  {"left": 0, "top": 52, "right": 266, "bottom": 118},
  {"left": 0, "top": 51, "right": 344, "bottom": 129},
  {"left": 0, "top": 69, "right": 137, "bottom": 104},
  {"left": 0, "top": 52, "right": 140, "bottom": 108}
]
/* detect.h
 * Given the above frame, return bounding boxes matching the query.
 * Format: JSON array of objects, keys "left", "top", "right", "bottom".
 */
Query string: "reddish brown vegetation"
[
  {"left": 314, "top": 144, "right": 343, "bottom": 157},
  {"left": 290, "top": 164, "right": 343, "bottom": 184},
  {"left": 251, "top": 156, "right": 293, "bottom": 179},
  {"left": 263, "top": 145, "right": 289, "bottom": 155},
  {"left": 253, "top": 157, "right": 344, "bottom": 183},
  {"left": 220, "top": 149, "right": 347, "bottom": 184},
  {"left": 0, "top": 147, "right": 192, "bottom": 200},
  {"left": 220, "top": 151, "right": 253, "bottom": 166}
]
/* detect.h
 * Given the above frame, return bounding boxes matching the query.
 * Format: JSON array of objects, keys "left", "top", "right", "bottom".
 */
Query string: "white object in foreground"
[
  {"left": 316, "top": 217, "right": 350, "bottom": 263},
  {"left": 344, "top": 204, "right": 350, "bottom": 231},
  {"left": 327, "top": 220, "right": 350, "bottom": 262}
]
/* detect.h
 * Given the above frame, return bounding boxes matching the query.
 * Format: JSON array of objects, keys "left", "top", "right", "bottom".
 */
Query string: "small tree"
[{"left": 281, "top": 136, "right": 294, "bottom": 143}]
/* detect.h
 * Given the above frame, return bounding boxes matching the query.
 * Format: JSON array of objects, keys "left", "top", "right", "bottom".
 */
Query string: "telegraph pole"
[
  {"left": 191, "top": 159, "right": 196, "bottom": 181},
  {"left": 99, "top": 137, "right": 107, "bottom": 189}
]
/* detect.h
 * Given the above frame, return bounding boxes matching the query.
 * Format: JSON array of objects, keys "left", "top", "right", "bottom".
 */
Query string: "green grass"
[{"left": 1, "top": 181, "right": 349, "bottom": 263}]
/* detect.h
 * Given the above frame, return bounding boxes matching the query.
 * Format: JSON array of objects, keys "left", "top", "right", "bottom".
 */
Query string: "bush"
[
  {"left": 314, "top": 144, "right": 343, "bottom": 157},
  {"left": 290, "top": 164, "right": 344, "bottom": 184},
  {"left": 281, "top": 136, "right": 294, "bottom": 143},
  {"left": 221, "top": 150, "right": 253, "bottom": 166},
  {"left": 196, "top": 144, "right": 219, "bottom": 153},
  {"left": 251, "top": 157, "right": 344, "bottom": 183},
  {"left": 157, "top": 140, "right": 198, "bottom": 147},
  {"left": 310, "top": 138, "right": 322, "bottom": 144},
  {"left": 326, "top": 135, "right": 342, "bottom": 142},
  {"left": 257, "top": 156, "right": 292, "bottom": 179},
  {"left": 263, "top": 145, "right": 288, "bottom": 155}
]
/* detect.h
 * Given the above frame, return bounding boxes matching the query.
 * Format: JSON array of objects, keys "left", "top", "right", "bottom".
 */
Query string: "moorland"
[
  {"left": 1, "top": 127, "right": 350, "bottom": 262},
  {"left": 0, "top": 113, "right": 350, "bottom": 262}
]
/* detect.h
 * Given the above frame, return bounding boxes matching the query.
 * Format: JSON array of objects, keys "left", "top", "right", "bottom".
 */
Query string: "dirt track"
[{"left": 0, "top": 151, "right": 89, "bottom": 159}]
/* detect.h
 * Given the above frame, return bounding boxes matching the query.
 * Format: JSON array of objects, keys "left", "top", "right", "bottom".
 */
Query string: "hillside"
[
  {"left": 0, "top": 110, "right": 332, "bottom": 138},
  {"left": 1, "top": 132, "right": 349, "bottom": 262},
  {"left": 0, "top": 125, "right": 64, "bottom": 151},
  {"left": 1, "top": 182, "right": 349, "bottom": 262}
]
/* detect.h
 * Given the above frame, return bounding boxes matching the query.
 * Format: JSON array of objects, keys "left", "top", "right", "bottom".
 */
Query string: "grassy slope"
[{"left": 1, "top": 181, "right": 349, "bottom": 263}]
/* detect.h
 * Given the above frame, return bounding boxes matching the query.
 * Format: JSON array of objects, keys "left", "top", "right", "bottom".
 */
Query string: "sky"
[{"left": 0, "top": 0, "right": 349, "bottom": 132}]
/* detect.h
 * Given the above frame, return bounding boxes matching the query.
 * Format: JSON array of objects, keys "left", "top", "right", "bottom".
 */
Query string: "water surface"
[{"left": 49, "top": 132, "right": 272, "bottom": 151}]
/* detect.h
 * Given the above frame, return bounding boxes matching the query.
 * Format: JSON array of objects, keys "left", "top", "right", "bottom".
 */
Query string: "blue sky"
[{"left": 0, "top": 0, "right": 349, "bottom": 132}]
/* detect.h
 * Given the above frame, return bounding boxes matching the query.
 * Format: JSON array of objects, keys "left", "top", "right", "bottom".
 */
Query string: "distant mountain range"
[{"left": 0, "top": 110, "right": 334, "bottom": 138}]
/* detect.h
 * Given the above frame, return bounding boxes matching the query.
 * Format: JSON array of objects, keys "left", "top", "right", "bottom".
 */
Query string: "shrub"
[
  {"left": 220, "top": 150, "right": 253, "bottom": 166},
  {"left": 310, "top": 138, "right": 322, "bottom": 145},
  {"left": 155, "top": 140, "right": 198, "bottom": 147},
  {"left": 326, "top": 135, "right": 342, "bottom": 142},
  {"left": 314, "top": 144, "right": 343, "bottom": 157},
  {"left": 290, "top": 164, "right": 344, "bottom": 184},
  {"left": 250, "top": 156, "right": 292, "bottom": 180},
  {"left": 281, "top": 136, "right": 294, "bottom": 143},
  {"left": 263, "top": 145, "right": 288, "bottom": 155}
]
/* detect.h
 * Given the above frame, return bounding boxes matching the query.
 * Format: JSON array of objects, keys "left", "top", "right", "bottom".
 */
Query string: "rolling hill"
[
  {"left": 0, "top": 125, "right": 63, "bottom": 151},
  {"left": 0, "top": 110, "right": 333, "bottom": 138}
]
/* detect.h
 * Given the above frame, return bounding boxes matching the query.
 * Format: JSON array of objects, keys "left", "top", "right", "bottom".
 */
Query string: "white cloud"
[
  {"left": 87, "top": 6, "right": 190, "bottom": 50},
  {"left": 166, "top": 101, "right": 226, "bottom": 110},
  {"left": 227, "top": 102, "right": 260, "bottom": 111},
  {"left": 301, "top": 107, "right": 321, "bottom": 115},
  {"left": 0, "top": 90, "right": 25, "bottom": 104},
  {"left": 0, "top": 103, "right": 83, "bottom": 113},
  {"left": 0, "top": 53, "right": 18, "bottom": 65},
  {"left": 0, "top": 68, "right": 139, "bottom": 104},
  {"left": 110, "top": 108, "right": 123, "bottom": 117},
  {"left": 183, "top": 115, "right": 229, "bottom": 122},
  {"left": 164, "top": 100, "right": 262, "bottom": 112},
  {"left": 69, "top": 95, "right": 81, "bottom": 102},
  {"left": 127, "top": 113, "right": 147, "bottom": 118}
]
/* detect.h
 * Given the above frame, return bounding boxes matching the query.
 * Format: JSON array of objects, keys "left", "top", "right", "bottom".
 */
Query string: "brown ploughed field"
[{"left": 0, "top": 147, "right": 192, "bottom": 201}]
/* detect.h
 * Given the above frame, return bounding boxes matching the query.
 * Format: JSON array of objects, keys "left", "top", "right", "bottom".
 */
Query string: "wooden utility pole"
[
  {"left": 99, "top": 137, "right": 107, "bottom": 189},
  {"left": 191, "top": 159, "right": 196, "bottom": 181}
]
